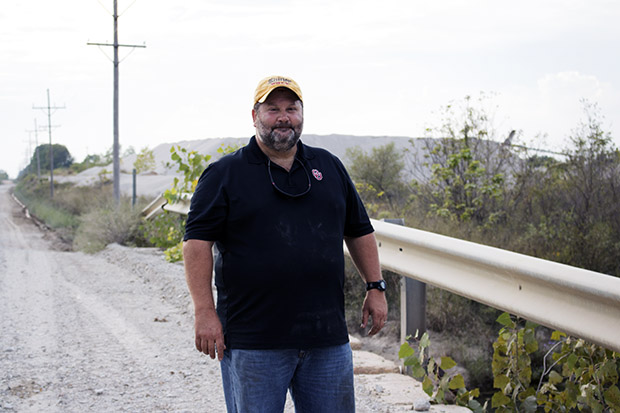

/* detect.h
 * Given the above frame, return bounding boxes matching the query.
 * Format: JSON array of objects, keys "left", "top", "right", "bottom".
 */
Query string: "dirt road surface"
[{"left": 0, "top": 183, "right": 411, "bottom": 412}]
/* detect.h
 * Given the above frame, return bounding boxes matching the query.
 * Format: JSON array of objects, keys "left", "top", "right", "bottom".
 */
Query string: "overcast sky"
[{"left": 2, "top": 0, "right": 619, "bottom": 178}]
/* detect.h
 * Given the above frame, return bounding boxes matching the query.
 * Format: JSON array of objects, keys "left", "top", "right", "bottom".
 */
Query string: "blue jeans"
[{"left": 220, "top": 344, "right": 355, "bottom": 413}]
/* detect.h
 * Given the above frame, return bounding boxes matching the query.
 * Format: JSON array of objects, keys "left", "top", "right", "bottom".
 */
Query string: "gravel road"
[{"left": 0, "top": 183, "right": 401, "bottom": 413}]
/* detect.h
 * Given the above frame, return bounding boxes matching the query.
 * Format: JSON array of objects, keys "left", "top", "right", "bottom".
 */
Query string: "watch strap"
[{"left": 366, "top": 280, "right": 386, "bottom": 291}]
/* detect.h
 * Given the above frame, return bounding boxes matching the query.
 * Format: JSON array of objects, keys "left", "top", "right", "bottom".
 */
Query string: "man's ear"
[{"left": 252, "top": 109, "right": 257, "bottom": 127}]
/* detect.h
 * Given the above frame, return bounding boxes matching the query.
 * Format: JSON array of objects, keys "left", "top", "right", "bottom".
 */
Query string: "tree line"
[
  {"left": 18, "top": 144, "right": 157, "bottom": 179},
  {"left": 347, "top": 96, "right": 620, "bottom": 277}
]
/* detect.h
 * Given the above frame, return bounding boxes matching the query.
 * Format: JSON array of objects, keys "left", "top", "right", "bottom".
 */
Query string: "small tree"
[
  {"left": 513, "top": 100, "right": 620, "bottom": 275},
  {"left": 158, "top": 143, "right": 241, "bottom": 262},
  {"left": 163, "top": 145, "right": 211, "bottom": 205},
  {"left": 82, "top": 154, "right": 103, "bottom": 165},
  {"left": 346, "top": 142, "right": 408, "bottom": 215},
  {"left": 22, "top": 144, "right": 73, "bottom": 176},
  {"left": 413, "top": 94, "right": 516, "bottom": 229},
  {"left": 103, "top": 146, "right": 114, "bottom": 164},
  {"left": 133, "top": 146, "right": 156, "bottom": 173},
  {"left": 559, "top": 100, "right": 620, "bottom": 274},
  {"left": 123, "top": 146, "right": 136, "bottom": 157}
]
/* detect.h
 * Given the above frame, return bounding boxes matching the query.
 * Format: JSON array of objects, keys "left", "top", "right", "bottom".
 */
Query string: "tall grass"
[
  {"left": 14, "top": 175, "right": 147, "bottom": 251},
  {"left": 73, "top": 200, "right": 144, "bottom": 253},
  {"left": 21, "top": 194, "right": 79, "bottom": 230}
]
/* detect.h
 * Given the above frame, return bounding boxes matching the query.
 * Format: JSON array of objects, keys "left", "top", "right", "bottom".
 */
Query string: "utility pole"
[
  {"left": 33, "top": 89, "right": 65, "bottom": 197},
  {"left": 34, "top": 119, "right": 42, "bottom": 180},
  {"left": 88, "top": 0, "right": 145, "bottom": 205},
  {"left": 26, "top": 119, "right": 45, "bottom": 180}
]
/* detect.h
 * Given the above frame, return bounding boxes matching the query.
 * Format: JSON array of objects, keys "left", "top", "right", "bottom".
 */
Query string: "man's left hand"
[{"left": 360, "top": 290, "right": 388, "bottom": 335}]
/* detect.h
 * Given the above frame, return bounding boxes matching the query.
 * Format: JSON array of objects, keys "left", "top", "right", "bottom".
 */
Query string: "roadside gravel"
[{"left": 0, "top": 183, "right": 404, "bottom": 412}]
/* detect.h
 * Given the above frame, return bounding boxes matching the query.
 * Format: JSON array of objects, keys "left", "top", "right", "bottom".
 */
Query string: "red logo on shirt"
[{"left": 312, "top": 169, "right": 323, "bottom": 181}]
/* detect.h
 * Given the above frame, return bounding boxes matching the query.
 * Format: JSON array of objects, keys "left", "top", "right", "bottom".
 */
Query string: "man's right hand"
[{"left": 194, "top": 309, "right": 226, "bottom": 361}]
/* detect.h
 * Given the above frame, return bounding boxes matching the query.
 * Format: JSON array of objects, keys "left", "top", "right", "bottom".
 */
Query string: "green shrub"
[
  {"left": 153, "top": 143, "right": 241, "bottom": 263},
  {"left": 163, "top": 145, "right": 211, "bottom": 204},
  {"left": 399, "top": 331, "right": 485, "bottom": 411},
  {"left": 490, "top": 312, "right": 620, "bottom": 412},
  {"left": 140, "top": 211, "right": 185, "bottom": 250},
  {"left": 163, "top": 241, "right": 184, "bottom": 263},
  {"left": 73, "top": 201, "right": 143, "bottom": 253}
]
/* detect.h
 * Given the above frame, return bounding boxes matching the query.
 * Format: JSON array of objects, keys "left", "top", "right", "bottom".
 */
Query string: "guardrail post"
[
  {"left": 382, "top": 219, "right": 427, "bottom": 344},
  {"left": 401, "top": 275, "right": 426, "bottom": 341}
]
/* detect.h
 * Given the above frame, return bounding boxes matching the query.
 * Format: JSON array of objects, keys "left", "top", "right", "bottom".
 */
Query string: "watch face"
[{"left": 367, "top": 280, "right": 387, "bottom": 291}]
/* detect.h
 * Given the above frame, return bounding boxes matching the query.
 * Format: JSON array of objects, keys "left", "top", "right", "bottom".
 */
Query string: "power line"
[
  {"left": 88, "top": 0, "right": 146, "bottom": 205},
  {"left": 33, "top": 89, "right": 65, "bottom": 198},
  {"left": 418, "top": 130, "right": 567, "bottom": 157},
  {"left": 509, "top": 144, "right": 566, "bottom": 157}
]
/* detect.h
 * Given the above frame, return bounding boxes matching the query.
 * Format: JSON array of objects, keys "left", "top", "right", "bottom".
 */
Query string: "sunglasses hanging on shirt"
[{"left": 267, "top": 158, "right": 312, "bottom": 198}]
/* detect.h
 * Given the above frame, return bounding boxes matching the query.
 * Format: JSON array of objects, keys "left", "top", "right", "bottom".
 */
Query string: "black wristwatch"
[{"left": 366, "top": 280, "right": 387, "bottom": 292}]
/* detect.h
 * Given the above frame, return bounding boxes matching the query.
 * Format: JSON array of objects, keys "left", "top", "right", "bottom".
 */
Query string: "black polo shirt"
[{"left": 184, "top": 136, "right": 373, "bottom": 349}]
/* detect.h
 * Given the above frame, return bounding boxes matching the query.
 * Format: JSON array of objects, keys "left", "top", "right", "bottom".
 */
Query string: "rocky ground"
[{"left": 0, "top": 183, "right": 468, "bottom": 412}]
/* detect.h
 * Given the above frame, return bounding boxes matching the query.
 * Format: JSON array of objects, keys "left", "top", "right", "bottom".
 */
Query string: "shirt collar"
[{"left": 245, "top": 135, "right": 316, "bottom": 165}]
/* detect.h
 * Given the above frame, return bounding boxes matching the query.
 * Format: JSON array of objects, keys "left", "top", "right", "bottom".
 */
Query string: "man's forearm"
[
  {"left": 183, "top": 239, "right": 216, "bottom": 314},
  {"left": 344, "top": 232, "right": 382, "bottom": 283},
  {"left": 345, "top": 232, "right": 388, "bottom": 335}
]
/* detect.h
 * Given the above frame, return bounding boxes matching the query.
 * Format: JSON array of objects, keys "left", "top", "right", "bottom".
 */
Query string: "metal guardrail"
[
  {"left": 142, "top": 195, "right": 168, "bottom": 220},
  {"left": 143, "top": 194, "right": 620, "bottom": 353},
  {"left": 371, "top": 220, "right": 620, "bottom": 353},
  {"left": 141, "top": 193, "right": 192, "bottom": 220}
]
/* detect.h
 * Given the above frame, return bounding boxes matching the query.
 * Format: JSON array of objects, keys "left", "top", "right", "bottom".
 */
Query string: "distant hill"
[
  {"left": 56, "top": 134, "right": 428, "bottom": 198},
  {"left": 140, "top": 134, "right": 420, "bottom": 174}
]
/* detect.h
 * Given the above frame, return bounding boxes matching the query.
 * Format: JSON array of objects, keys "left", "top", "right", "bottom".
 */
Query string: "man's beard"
[{"left": 256, "top": 119, "right": 303, "bottom": 152}]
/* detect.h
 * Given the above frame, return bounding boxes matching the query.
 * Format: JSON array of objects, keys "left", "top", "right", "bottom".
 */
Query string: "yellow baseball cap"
[{"left": 253, "top": 76, "right": 303, "bottom": 105}]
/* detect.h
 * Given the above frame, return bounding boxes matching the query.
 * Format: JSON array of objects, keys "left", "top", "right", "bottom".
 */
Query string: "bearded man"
[{"left": 183, "top": 75, "right": 388, "bottom": 413}]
